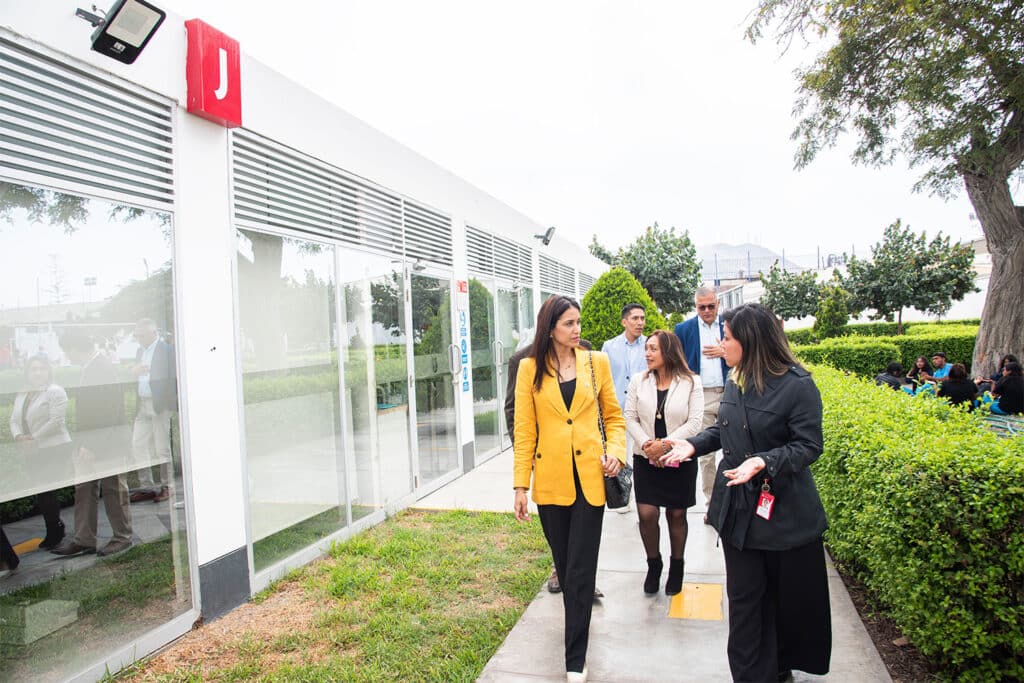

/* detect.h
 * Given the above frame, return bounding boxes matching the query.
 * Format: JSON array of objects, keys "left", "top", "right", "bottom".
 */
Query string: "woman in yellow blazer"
[{"left": 513, "top": 295, "right": 626, "bottom": 683}]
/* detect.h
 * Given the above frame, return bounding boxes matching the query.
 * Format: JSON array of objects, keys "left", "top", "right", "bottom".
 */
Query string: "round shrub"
[
  {"left": 813, "top": 284, "right": 851, "bottom": 339},
  {"left": 580, "top": 267, "right": 666, "bottom": 349}
]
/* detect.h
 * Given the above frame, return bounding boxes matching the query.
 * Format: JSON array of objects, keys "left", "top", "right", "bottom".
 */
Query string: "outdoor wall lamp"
[
  {"left": 75, "top": 0, "right": 166, "bottom": 64},
  {"left": 534, "top": 226, "right": 555, "bottom": 246}
]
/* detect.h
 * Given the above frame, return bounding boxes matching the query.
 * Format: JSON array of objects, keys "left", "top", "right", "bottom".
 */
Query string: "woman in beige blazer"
[
  {"left": 513, "top": 295, "right": 625, "bottom": 683},
  {"left": 9, "top": 354, "right": 72, "bottom": 549},
  {"left": 624, "top": 330, "right": 703, "bottom": 595}
]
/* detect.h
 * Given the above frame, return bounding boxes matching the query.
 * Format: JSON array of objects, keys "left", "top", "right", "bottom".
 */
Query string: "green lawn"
[{"left": 115, "top": 509, "right": 550, "bottom": 682}]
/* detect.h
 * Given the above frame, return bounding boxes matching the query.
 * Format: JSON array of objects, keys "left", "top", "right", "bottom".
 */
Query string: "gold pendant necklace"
[{"left": 655, "top": 386, "right": 669, "bottom": 420}]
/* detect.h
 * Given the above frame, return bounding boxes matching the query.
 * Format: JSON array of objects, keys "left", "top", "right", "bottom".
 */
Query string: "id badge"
[{"left": 755, "top": 491, "right": 775, "bottom": 520}]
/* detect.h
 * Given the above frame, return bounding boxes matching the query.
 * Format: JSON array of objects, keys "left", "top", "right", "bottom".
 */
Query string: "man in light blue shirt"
[
  {"left": 602, "top": 303, "right": 648, "bottom": 409},
  {"left": 602, "top": 303, "right": 648, "bottom": 513},
  {"left": 924, "top": 352, "right": 950, "bottom": 381}
]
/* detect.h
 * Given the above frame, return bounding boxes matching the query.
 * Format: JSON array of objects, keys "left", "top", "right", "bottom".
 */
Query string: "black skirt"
[{"left": 633, "top": 453, "right": 697, "bottom": 509}]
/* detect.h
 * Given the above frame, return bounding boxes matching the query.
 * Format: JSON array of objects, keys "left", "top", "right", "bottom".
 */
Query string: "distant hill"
[{"left": 695, "top": 243, "right": 808, "bottom": 281}]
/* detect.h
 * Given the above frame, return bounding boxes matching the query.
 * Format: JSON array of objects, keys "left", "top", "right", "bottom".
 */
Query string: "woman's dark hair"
[
  {"left": 909, "top": 356, "right": 933, "bottom": 375},
  {"left": 947, "top": 363, "right": 968, "bottom": 381},
  {"left": 1000, "top": 354, "right": 1020, "bottom": 367},
  {"left": 722, "top": 303, "right": 801, "bottom": 394},
  {"left": 1004, "top": 362, "right": 1023, "bottom": 377},
  {"left": 645, "top": 330, "right": 693, "bottom": 382},
  {"left": 529, "top": 295, "right": 581, "bottom": 391}
]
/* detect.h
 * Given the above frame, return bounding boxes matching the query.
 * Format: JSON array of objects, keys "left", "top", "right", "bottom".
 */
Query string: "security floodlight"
[
  {"left": 534, "top": 226, "right": 555, "bottom": 246},
  {"left": 76, "top": 0, "right": 166, "bottom": 64}
]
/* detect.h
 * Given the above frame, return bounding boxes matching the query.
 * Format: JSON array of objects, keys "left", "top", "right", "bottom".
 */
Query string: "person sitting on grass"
[
  {"left": 975, "top": 354, "right": 1019, "bottom": 393},
  {"left": 905, "top": 355, "right": 932, "bottom": 391},
  {"left": 937, "top": 363, "right": 978, "bottom": 411},
  {"left": 988, "top": 362, "right": 1024, "bottom": 416},
  {"left": 919, "top": 352, "right": 950, "bottom": 382},
  {"left": 873, "top": 362, "right": 906, "bottom": 391}
]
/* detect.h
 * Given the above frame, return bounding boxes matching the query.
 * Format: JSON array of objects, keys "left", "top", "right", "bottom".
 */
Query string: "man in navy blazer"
[
  {"left": 129, "top": 318, "right": 178, "bottom": 503},
  {"left": 674, "top": 287, "right": 727, "bottom": 520}
]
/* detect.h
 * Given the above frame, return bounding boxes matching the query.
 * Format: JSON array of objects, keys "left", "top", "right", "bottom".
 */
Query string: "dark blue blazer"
[{"left": 674, "top": 316, "right": 727, "bottom": 379}]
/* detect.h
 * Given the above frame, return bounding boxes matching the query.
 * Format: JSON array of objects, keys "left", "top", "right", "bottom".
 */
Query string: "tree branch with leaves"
[{"left": 748, "top": 0, "right": 1023, "bottom": 375}]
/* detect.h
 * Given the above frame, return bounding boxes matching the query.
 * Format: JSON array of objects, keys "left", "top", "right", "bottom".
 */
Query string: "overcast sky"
[{"left": 168, "top": 0, "right": 989, "bottom": 261}]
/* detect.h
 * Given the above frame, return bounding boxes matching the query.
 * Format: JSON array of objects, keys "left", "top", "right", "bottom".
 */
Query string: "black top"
[
  {"left": 688, "top": 367, "right": 826, "bottom": 551},
  {"left": 874, "top": 372, "right": 904, "bottom": 391},
  {"left": 654, "top": 388, "right": 669, "bottom": 439},
  {"left": 938, "top": 379, "right": 977, "bottom": 410},
  {"left": 559, "top": 378, "right": 576, "bottom": 411},
  {"left": 993, "top": 375, "right": 1024, "bottom": 414}
]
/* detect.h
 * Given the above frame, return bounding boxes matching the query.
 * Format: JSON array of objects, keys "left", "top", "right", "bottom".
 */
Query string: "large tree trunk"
[{"left": 964, "top": 171, "right": 1024, "bottom": 379}]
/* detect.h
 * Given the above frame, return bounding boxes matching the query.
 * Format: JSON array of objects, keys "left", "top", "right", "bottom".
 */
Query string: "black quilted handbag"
[{"left": 589, "top": 351, "right": 633, "bottom": 509}]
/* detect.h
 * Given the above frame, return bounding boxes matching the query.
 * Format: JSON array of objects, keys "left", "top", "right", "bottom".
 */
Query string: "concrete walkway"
[{"left": 416, "top": 448, "right": 891, "bottom": 683}]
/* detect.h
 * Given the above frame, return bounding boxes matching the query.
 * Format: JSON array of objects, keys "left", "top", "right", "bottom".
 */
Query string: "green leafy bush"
[
  {"left": 793, "top": 337, "right": 901, "bottom": 377},
  {"left": 580, "top": 267, "right": 666, "bottom": 349},
  {"left": 785, "top": 318, "right": 980, "bottom": 345},
  {"left": 792, "top": 325, "right": 977, "bottom": 377},
  {"left": 813, "top": 284, "right": 851, "bottom": 339},
  {"left": 813, "top": 366, "right": 1024, "bottom": 681},
  {"left": 785, "top": 327, "right": 819, "bottom": 345},
  {"left": 884, "top": 329, "right": 976, "bottom": 372}
]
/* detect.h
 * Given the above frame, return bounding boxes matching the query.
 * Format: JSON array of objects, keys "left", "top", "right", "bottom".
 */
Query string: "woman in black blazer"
[{"left": 663, "top": 303, "right": 830, "bottom": 683}]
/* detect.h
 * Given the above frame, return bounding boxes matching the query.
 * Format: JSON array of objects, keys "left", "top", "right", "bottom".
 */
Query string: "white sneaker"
[{"left": 567, "top": 666, "right": 588, "bottom": 683}]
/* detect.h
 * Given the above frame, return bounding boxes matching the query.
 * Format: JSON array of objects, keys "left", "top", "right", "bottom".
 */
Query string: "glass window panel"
[
  {"left": 0, "top": 181, "right": 190, "bottom": 682},
  {"left": 367, "top": 257, "right": 413, "bottom": 503},
  {"left": 519, "top": 287, "right": 536, "bottom": 351},
  {"left": 236, "top": 230, "right": 346, "bottom": 571},
  {"left": 337, "top": 250, "right": 412, "bottom": 513},
  {"left": 410, "top": 274, "right": 458, "bottom": 488},
  {"left": 469, "top": 279, "right": 499, "bottom": 458}
]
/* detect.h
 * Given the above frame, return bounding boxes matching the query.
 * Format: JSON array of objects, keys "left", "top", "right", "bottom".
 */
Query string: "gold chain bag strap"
[{"left": 589, "top": 350, "right": 633, "bottom": 508}]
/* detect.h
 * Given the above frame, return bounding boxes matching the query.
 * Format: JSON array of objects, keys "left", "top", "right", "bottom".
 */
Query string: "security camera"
[{"left": 535, "top": 226, "right": 555, "bottom": 246}]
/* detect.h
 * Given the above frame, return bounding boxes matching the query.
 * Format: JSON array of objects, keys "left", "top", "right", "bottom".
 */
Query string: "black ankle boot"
[
  {"left": 39, "top": 519, "right": 65, "bottom": 550},
  {"left": 644, "top": 554, "right": 663, "bottom": 594},
  {"left": 665, "top": 558, "right": 684, "bottom": 595}
]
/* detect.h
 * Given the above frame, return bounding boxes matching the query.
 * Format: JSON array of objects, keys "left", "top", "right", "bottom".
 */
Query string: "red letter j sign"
[{"left": 185, "top": 19, "right": 242, "bottom": 128}]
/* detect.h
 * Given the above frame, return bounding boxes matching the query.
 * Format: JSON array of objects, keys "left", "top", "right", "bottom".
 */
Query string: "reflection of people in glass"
[
  {"left": 9, "top": 355, "right": 71, "bottom": 549},
  {"left": 51, "top": 333, "right": 133, "bottom": 557},
  {"left": 129, "top": 319, "right": 177, "bottom": 503}
]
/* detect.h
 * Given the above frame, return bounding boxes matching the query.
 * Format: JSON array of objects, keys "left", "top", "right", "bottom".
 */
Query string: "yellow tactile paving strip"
[
  {"left": 13, "top": 538, "right": 42, "bottom": 554},
  {"left": 668, "top": 582, "right": 724, "bottom": 620}
]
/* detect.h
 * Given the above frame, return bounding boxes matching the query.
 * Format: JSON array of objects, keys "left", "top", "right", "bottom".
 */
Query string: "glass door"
[
  {"left": 495, "top": 285, "right": 524, "bottom": 450},
  {"left": 469, "top": 278, "right": 500, "bottom": 458},
  {"left": 469, "top": 279, "right": 528, "bottom": 460},
  {"left": 336, "top": 251, "right": 413, "bottom": 513},
  {"left": 409, "top": 272, "right": 460, "bottom": 492}
]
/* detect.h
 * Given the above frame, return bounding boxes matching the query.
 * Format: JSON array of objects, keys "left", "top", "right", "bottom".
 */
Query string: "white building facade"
[{"left": 0, "top": 6, "right": 605, "bottom": 681}]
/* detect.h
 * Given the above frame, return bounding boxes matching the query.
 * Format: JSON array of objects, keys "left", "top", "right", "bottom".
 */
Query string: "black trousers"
[
  {"left": 537, "top": 470, "right": 604, "bottom": 673},
  {"left": 722, "top": 539, "right": 832, "bottom": 683},
  {"left": 1, "top": 528, "right": 18, "bottom": 569}
]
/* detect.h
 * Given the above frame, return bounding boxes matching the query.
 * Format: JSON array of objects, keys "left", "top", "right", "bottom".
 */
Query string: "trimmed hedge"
[
  {"left": 785, "top": 318, "right": 981, "bottom": 345},
  {"left": 793, "top": 326, "right": 977, "bottom": 377},
  {"left": 813, "top": 366, "right": 1024, "bottom": 681},
  {"left": 785, "top": 327, "right": 819, "bottom": 345},
  {"left": 793, "top": 337, "right": 900, "bottom": 377}
]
